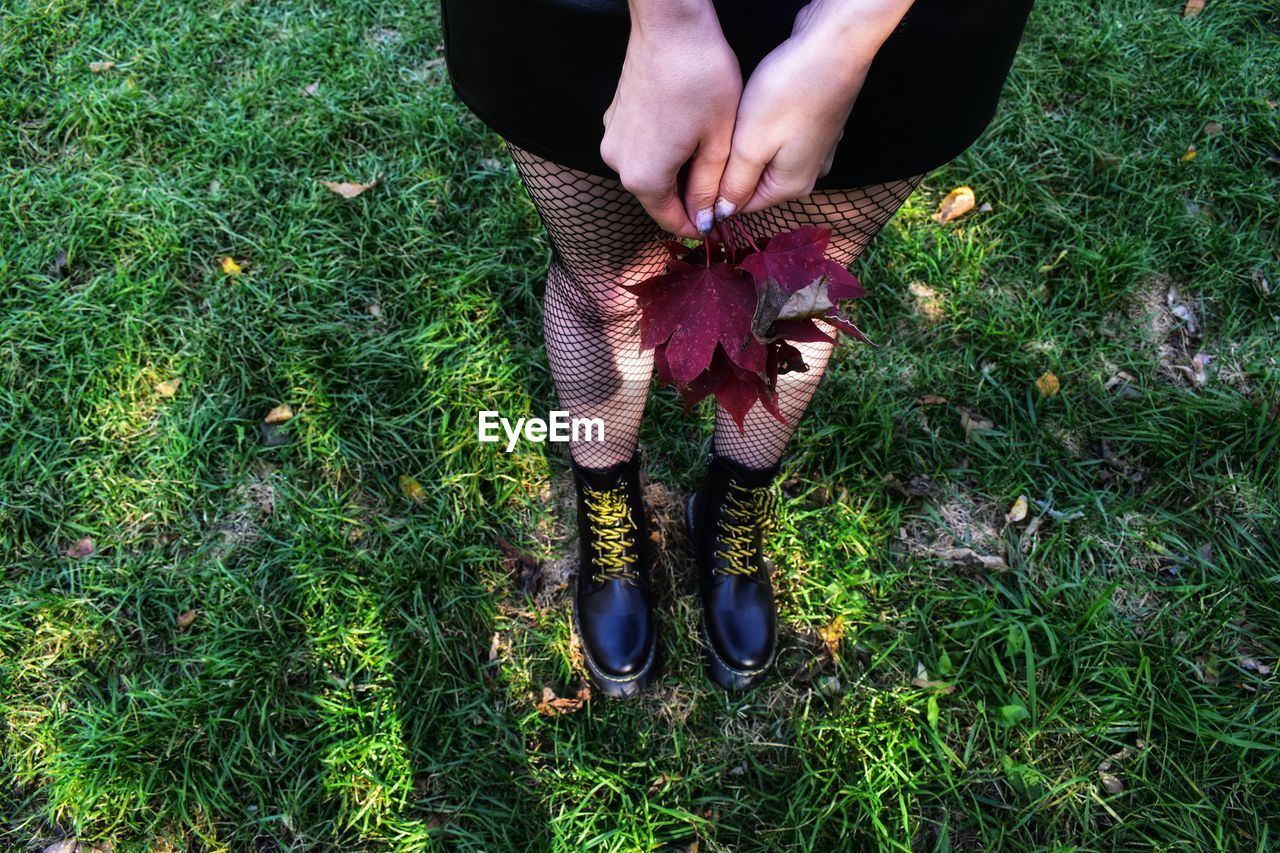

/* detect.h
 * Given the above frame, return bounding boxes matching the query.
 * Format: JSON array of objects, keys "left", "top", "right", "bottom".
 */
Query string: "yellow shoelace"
[
  {"left": 582, "top": 485, "right": 638, "bottom": 582},
  {"left": 714, "top": 484, "right": 777, "bottom": 576}
]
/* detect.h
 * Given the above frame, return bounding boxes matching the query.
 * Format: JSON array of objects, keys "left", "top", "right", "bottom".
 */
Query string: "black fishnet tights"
[{"left": 508, "top": 142, "right": 920, "bottom": 472}]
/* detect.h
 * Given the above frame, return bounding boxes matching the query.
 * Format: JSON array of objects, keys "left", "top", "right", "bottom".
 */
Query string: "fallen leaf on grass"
[
  {"left": 89, "top": 60, "right": 116, "bottom": 73},
  {"left": 1250, "top": 269, "right": 1271, "bottom": 298},
  {"left": 1166, "top": 285, "right": 1200, "bottom": 335},
  {"left": 399, "top": 475, "right": 426, "bottom": 505},
  {"left": 220, "top": 256, "right": 242, "bottom": 276},
  {"left": 819, "top": 614, "right": 845, "bottom": 660},
  {"left": 64, "top": 537, "right": 95, "bottom": 559},
  {"left": 496, "top": 536, "right": 541, "bottom": 596},
  {"left": 1180, "top": 144, "right": 1197, "bottom": 163},
  {"left": 1175, "top": 351, "right": 1214, "bottom": 387},
  {"left": 264, "top": 404, "right": 293, "bottom": 424},
  {"left": 176, "top": 608, "right": 199, "bottom": 630},
  {"left": 1104, "top": 370, "right": 1142, "bottom": 399},
  {"left": 1202, "top": 120, "right": 1222, "bottom": 137},
  {"left": 918, "top": 394, "right": 948, "bottom": 405},
  {"left": 1035, "top": 371, "right": 1061, "bottom": 397},
  {"left": 321, "top": 175, "right": 381, "bottom": 199},
  {"left": 154, "top": 378, "right": 181, "bottom": 398},
  {"left": 537, "top": 680, "right": 591, "bottom": 716},
  {"left": 1099, "top": 773, "right": 1125, "bottom": 794},
  {"left": 1240, "top": 658, "right": 1273, "bottom": 676},
  {"left": 934, "top": 546, "right": 1008, "bottom": 570},
  {"left": 1005, "top": 495, "right": 1029, "bottom": 524},
  {"left": 957, "top": 406, "right": 995, "bottom": 444},
  {"left": 911, "top": 662, "right": 956, "bottom": 694},
  {"left": 1183, "top": 0, "right": 1204, "bottom": 17},
  {"left": 302, "top": 82, "right": 320, "bottom": 97},
  {"left": 932, "top": 186, "right": 976, "bottom": 224}
]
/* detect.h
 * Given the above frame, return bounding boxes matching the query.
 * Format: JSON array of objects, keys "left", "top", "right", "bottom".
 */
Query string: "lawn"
[{"left": 2, "top": 0, "right": 1278, "bottom": 849}]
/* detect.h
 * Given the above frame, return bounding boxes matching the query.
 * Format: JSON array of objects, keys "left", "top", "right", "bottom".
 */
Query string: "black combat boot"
[
  {"left": 686, "top": 453, "right": 780, "bottom": 692},
  {"left": 571, "top": 451, "right": 657, "bottom": 698}
]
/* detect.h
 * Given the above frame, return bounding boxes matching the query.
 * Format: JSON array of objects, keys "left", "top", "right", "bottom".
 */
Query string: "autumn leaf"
[
  {"left": 537, "top": 680, "right": 591, "bottom": 716},
  {"left": 931, "top": 186, "right": 976, "bottom": 224},
  {"left": 400, "top": 475, "right": 426, "bottom": 504},
  {"left": 321, "top": 175, "right": 381, "bottom": 199},
  {"left": 1180, "top": 144, "right": 1197, "bottom": 163},
  {"left": 155, "top": 378, "right": 181, "bottom": 398},
  {"left": 89, "top": 60, "right": 116, "bottom": 73},
  {"left": 1005, "top": 495, "right": 1029, "bottom": 524},
  {"left": 912, "top": 663, "right": 956, "bottom": 694},
  {"left": 64, "top": 537, "right": 95, "bottom": 559},
  {"left": 220, "top": 256, "right": 242, "bottom": 276},
  {"left": 1035, "top": 371, "right": 1061, "bottom": 397},
  {"left": 176, "top": 608, "right": 199, "bottom": 630},
  {"left": 957, "top": 405, "right": 995, "bottom": 443},
  {"left": 819, "top": 614, "right": 846, "bottom": 660},
  {"left": 632, "top": 223, "right": 874, "bottom": 428},
  {"left": 497, "top": 536, "right": 542, "bottom": 596},
  {"left": 1183, "top": 0, "right": 1205, "bottom": 17},
  {"left": 737, "top": 225, "right": 830, "bottom": 295},
  {"left": 628, "top": 259, "right": 763, "bottom": 385},
  {"left": 264, "top": 404, "right": 293, "bottom": 424}
]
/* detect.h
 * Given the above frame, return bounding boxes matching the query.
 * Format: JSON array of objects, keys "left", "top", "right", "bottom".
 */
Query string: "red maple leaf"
[
  {"left": 633, "top": 222, "right": 876, "bottom": 428},
  {"left": 737, "top": 225, "right": 830, "bottom": 295},
  {"left": 627, "top": 259, "right": 765, "bottom": 386}
]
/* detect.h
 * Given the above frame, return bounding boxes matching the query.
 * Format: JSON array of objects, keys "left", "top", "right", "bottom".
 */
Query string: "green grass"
[{"left": 2, "top": 0, "right": 1278, "bottom": 849}]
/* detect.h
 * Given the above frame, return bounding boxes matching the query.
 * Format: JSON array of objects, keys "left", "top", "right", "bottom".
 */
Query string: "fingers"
[
  {"left": 622, "top": 167, "right": 696, "bottom": 237},
  {"left": 602, "top": 135, "right": 697, "bottom": 237},
  {"left": 713, "top": 143, "right": 771, "bottom": 225},
  {"left": 681, "top": 140, "right": 731, "bottom": 236}
]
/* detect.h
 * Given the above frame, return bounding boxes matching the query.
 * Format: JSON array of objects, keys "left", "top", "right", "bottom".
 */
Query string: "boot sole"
[
  {"left": 572, "top": 582, "right": 656, "bottom": 700},
  {"left": 686, "top": 494, "right": 775, "bottom": 693}
]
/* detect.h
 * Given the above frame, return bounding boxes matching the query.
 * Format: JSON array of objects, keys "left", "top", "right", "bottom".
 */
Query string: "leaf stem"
[{"left": 732, "top": 218, "right": 762, "bottom": 253}]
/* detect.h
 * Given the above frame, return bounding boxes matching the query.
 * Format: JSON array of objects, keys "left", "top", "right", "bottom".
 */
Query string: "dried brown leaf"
[
  {"left": 931, "top": 186, "right": 976, "bottom": 224},
  {"left": 264, "top": 404, "right": 294, "bottom": 424},
  {"left": 321, "top": 175, "right": 381, "bottom": 199},
  {"left": 64, "top": 537, "right": 95, "bottom": 559}
]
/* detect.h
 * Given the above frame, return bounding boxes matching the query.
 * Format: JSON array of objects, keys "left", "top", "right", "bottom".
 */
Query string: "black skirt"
[{"left": 441, "top": 0, "right": 1035, "bottom": 189}]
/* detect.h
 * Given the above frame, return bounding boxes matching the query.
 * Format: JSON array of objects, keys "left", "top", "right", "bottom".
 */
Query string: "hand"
[
  {"left": 601, "top": 2, "right": 742, "bottom": 238},
  {"left": 713, "top": 0, "right": 913, "bottom": 218}
]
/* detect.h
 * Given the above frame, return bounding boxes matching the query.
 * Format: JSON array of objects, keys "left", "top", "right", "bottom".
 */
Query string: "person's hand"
[
  {"left": 713, "top": 0, "right": 913, "bottom": 219},
  {"left": 601, "top": 2, "right": 742, "bottom": 238}
]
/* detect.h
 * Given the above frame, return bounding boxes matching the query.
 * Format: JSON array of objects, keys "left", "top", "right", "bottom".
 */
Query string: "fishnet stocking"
[
  {"left": 719, "top": 178, "right": 921, "bottom": 469},
  {"left": 507, "top": 142, "right": 920, "bottom": 472}
]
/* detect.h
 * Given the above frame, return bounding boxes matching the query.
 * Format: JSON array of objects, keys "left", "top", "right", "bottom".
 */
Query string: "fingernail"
[
  {"left": 714, "top": 197, "right": 736, "bottom": 222},
  {"left": 695, "top": 208, "right": 714, "bottom": 235}
]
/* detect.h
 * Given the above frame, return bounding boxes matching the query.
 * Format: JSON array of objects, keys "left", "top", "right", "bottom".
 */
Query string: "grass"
[{"left": 1, "top": 0, "right": 1278, "bottom": 849}]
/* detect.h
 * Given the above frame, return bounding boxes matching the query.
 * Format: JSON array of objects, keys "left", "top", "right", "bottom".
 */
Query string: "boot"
[
  {"left": 571, "top": 451, "right": 657, "bottom": 698},
  {"left": 686, "top": 453, "right": 780, "bottom": 692}
]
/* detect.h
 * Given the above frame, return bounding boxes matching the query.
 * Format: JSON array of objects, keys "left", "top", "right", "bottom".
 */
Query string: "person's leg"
[
  {"left": 714, "top": 176, "right": 924, "bottom": 469},
  {"left": 688, "top": 175, "right": 922, "bottom": 692},
  {"left": 506, "top": 144, "right": 667, "bottom": 470},
  {"left": 506, "top": 143, "right": 667, "bottom": 697}
]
